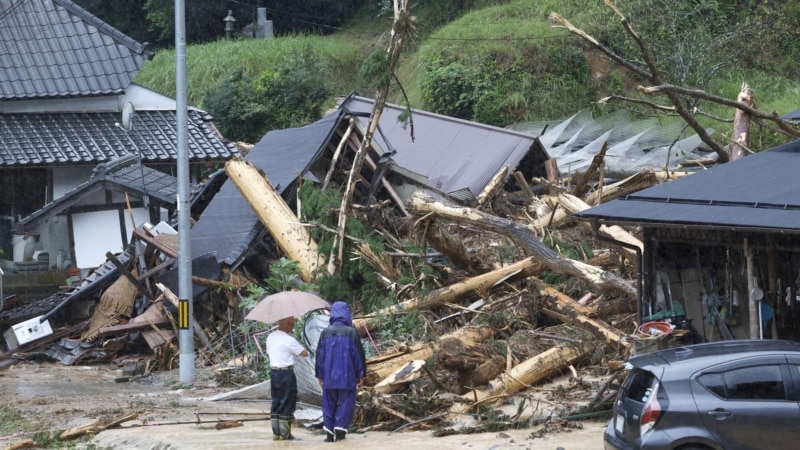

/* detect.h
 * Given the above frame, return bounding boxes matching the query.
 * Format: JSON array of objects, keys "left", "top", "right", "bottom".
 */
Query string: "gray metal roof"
[
  {"left": 15, "top": 155, "right": 178, "bottom": 232},
  {"left": 191, "top": 111, "right": 345, "bottom": 267},
  {"left": 573, "top": 139, "right": 800, "bottom": 232},
  {"left": 0, "top": 109, "right": 238, "bottom": 166},
  {"left": 340, "top": 95, "right": 542, "bottom": 203},
  {"left": 0, "top": 0, "right": 152, "bottom": 100}
]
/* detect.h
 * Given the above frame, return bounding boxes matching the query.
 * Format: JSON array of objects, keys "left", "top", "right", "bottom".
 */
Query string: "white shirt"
[{"left": 266, "top": 330, "right": 305, "bottom": 367}]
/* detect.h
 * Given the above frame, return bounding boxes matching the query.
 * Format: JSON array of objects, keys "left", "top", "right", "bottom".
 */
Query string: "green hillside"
[{"left": 135, "top": 0, "right": 800, "bottom": 149}]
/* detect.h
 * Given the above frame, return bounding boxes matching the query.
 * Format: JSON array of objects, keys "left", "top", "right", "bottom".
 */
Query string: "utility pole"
[{"left": 175, "top": 0, "right": 194, "bottom": 385}]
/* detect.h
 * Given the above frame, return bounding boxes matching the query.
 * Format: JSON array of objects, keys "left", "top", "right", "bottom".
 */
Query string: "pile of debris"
[{"left": 1, "top": 96, "right": 707, "bottom": 434}]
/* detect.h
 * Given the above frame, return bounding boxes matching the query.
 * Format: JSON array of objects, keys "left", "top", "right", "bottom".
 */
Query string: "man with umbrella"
[
  {"left": 315, "top": 301, "right": 366, "bottom": 442},
  {"left": 266, "top": 315, "right": 308, "bottom": 440},
  {"left": 246, "top": 290, "right": 330, "bottom": 441}
]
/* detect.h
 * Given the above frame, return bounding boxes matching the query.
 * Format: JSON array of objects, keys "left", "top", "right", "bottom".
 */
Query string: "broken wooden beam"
[{"left": 98, "top": 320, "right": 171, "bottom": 336}]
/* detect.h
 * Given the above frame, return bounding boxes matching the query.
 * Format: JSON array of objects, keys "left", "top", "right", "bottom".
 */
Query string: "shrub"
[{"left": 202, "top": 45, "right": 331, "bottom": 142}]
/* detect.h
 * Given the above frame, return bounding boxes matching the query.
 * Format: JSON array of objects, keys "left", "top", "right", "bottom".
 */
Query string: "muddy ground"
[{"left": 0, "top": 360, "right": 608, "bottom": 449}]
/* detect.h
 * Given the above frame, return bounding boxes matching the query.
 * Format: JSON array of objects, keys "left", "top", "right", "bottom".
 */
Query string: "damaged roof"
[
  {"left": 15, "top": 155, "right": 178, "bottom": 232},
  {"left": 510, "top": 109, "right": 716, "bottom": 177},
  {"left": 572, "top": 139, "right": 800, "bottom": 233},
  {"left": 0, "top": 109, "right": 237, "bottom": 167},
  {"left": 0, "top": 0, "right": 153, "bottom": 100},
  {"left": 340, "top": 95, "right": 546, "bottom": 203},
  {"left": 191, "top": 111, "right": 346, "bottom": 267}
]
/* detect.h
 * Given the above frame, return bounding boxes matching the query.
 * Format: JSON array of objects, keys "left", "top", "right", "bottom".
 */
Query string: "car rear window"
[
  {"left": 623, "top": 368, "right": 658, "bottom": 402},
  {"left": 698, "top": 365, "right": 787, "bottom": 400}
]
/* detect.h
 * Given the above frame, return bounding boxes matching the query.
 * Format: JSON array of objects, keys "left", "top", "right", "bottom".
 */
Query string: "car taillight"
[{"left": 640, "top": 395, "right": 661, "bottom": 436}]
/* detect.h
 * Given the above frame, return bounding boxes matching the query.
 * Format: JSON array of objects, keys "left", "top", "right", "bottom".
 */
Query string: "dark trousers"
[
  {"left": 322, "top": 388, "right": 356, "bottom": 431},
  {"left": 270, "top": 370, "right": 298, "bottom": 421}
]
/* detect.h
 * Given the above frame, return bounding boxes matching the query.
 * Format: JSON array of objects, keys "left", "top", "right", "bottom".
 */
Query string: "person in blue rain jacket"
[{"left": 315, "top": 301, "right": 366, "bottom": 442}]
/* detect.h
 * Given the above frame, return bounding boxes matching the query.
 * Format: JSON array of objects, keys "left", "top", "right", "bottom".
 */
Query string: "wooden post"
[{"left": 745, "top": 238, "right": 758, "bottom": 339}]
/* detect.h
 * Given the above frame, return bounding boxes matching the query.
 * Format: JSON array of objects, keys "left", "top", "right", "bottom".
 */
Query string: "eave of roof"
[
  {"left": 573, "top": 139, "right": 800, "bottom": 233},
  {"left": 15, "top": 155, "right": 178, "bottom": 232},
  {"left": 0, "top": 109, "right": 238, "bottom": 166}
]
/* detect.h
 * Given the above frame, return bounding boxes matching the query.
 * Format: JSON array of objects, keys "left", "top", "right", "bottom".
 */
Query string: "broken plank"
[{"left": 99, "top": 320, "right": 171, "bottom": 336}]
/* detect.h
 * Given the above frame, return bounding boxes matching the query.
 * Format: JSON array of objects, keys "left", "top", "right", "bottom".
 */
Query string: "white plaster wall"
[{"left": 72, "top": 208, "right": 149, "bottom": 270}]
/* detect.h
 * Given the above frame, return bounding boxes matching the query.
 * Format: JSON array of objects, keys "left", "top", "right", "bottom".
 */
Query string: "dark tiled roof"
[
  {"left": 573, "top": 139, "right": 800, "bottom": 232},
  {"left": 0, "top": 0, "right": 152, "bottom": 100},
  {"left": 15, "top": 155, "right": 179, "bottom": 232},
  {"left": 0, "top": 109, "right": 238, "bottom": 166},
  {"left": 191, "top": 112, "right": 345, "bottom": 267}
]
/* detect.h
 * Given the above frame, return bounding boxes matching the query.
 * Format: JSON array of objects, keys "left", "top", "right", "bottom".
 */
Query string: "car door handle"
[{"left": 707, "top": 408, "right": 733, "bottom": 420}]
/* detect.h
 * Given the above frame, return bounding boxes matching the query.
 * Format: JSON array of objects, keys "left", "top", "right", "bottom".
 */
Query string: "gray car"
[{"left": 604, "top": 339, "right": 800, "bottom": 450}]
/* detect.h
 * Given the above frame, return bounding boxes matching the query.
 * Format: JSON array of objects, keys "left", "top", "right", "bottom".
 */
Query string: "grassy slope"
[{"left": 135, "top": 0, "right": 800, "bottom": 149}]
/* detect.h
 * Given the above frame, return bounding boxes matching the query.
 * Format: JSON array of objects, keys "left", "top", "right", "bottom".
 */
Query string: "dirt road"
[{"left": 0, "top": 361, "right": 607, "bottom": 449}]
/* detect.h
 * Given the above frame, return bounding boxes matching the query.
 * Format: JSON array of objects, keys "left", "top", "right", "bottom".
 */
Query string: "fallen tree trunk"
[
  {"left": 225, "top": 159, "right": 325, "bottom": 282},
  {"left": 366, "top": 325, "right": 496, "bottom": 384},
  {"left": 352, "top": 257, "right": 541, "bottom": 335},
  {"left": 453, "top": 343, "right": 590, "bottom": 414},
  {"left": 534, "top": 281, "right": 630, "bottom": 349},
  {"left": 557, "top": 193, "right": 642, "bottom": 264},
  {"left": 583, "top": 170, "right": 660, "bottom": 206},
  {"left": 406, "top": 193, "right": 636, "bottom": 298}
]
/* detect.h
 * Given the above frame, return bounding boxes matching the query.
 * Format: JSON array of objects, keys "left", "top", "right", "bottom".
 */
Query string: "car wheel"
[{"left": 677, "top": 446, "right": 712, "bottom": 450}]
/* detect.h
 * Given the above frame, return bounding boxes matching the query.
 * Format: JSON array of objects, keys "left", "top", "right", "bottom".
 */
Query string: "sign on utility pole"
[{"left": 175, "top": 0, "right": 195, "bottom": 385}]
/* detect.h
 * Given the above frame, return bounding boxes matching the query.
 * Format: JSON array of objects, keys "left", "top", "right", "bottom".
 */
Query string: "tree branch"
[
  {"left": 598, "top": 95, "right": 677, "bottom": 113},
  {"left": 639, "top": 84, "right": 800, "bottom": 138}
]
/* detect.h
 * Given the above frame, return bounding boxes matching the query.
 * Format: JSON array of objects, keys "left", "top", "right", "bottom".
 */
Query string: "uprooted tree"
[{"left": 550, "top": 0, "right": 800, "bottom": 164}]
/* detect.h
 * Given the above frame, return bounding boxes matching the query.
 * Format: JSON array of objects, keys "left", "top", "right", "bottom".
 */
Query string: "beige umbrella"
[{"left": 245, "top": 290, "right": 330, "bottom": 324}]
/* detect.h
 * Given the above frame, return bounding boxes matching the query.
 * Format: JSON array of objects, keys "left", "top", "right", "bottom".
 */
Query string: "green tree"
[{"left": 202, "top": 45, "right": 331, "bottom": 143}]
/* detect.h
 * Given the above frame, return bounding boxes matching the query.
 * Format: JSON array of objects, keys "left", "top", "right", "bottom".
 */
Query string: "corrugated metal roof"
[
  {"left": 573, "top": 139, "right": 800, "bottom": 232},
  {"left": 191, "top": 112, "right": 345, "bottom": 267},
  {"left": 0, "top": 109, "right": 238, "bottom": 166},
  {"left": 0, "top": 0, "right": 152, "bottom": 100},
  {"left": 340, "top": 95, "right": 541, "bottom": 203},
  {"left": 510, "top": 108, "right": 717, "bottom": 177},
  {"left": 16, "top": 155, "right": 178, "bottom": 231}
]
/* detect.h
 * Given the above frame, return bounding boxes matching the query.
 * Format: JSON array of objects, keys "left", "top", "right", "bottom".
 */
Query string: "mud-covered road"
[{"left": 0, "top": 361, "right": 607, "bottom": 449}]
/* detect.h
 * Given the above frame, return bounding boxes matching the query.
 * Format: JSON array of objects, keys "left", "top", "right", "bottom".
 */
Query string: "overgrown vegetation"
[
  {"left": 135, "top": 0, "right": 800, "bottom": 150},
  {"left": 202, "top": 44, "right": 332, "bottom": 142}
]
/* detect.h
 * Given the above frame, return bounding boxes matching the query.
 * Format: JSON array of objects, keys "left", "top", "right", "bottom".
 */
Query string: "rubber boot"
[
  {"left": 271, "top": 419, "right": 284, "bottom": 441},
  {"left": 276, "top": 419, "right": 291, "bottom": 440},
  {"left": 287, "top": 419, "right": 299, "bottom": 440},
  {"left": 334, "top": 428, "right": 347, "bottom": 441},
  {"left": 324, "top": 431, "right": 335, "bottom": 442}
]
